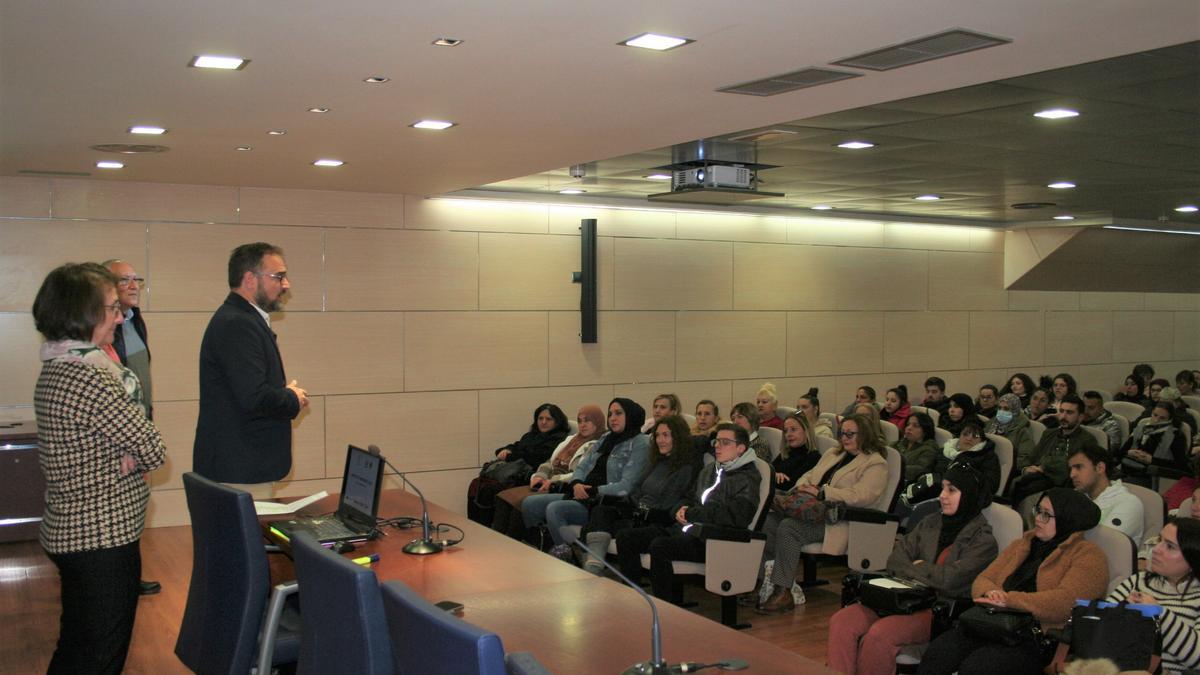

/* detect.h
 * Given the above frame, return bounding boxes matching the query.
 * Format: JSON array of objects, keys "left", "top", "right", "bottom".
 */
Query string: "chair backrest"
[
  {"left": 176, "top": 472, "right": 273, "bottom": 675},
  {"left": 1104, "top": 401, "right": 1145, "bottom": 423},
  {"left": 1109, "top": 413, "right": 1130, "bottom": 448},
  {"left": 750, "top": 458, "right": 773, "bottom": 530},
  {"left": 291, "top": 532, "right": 393, "bottom": 675},
  {"left": 681, "top": 413, "right": 697, "bottom": 427},
  {"left": 776, "top": 405, "right": 797, "bottom": 419},
  {"left": 1084, "top": 525, "right": 1137, "bottom": 596},
  {"left": 1178, "top": 497, "right": 1195, "bottom": 519},
  {"left": 911, "top": 405, "right": 940, "bottom": 425},
  {"left": 1185, "top": 410, "right": 1200, "bottom": 438},
  {"left": 381, "top": 580, "right": 507, "bottom": 675},
  {"left": 982, "top": 503, "right": 1024, "bottom": 550},
  {"left": 1080, "top": 424, "right": 1110, "bottom": 450},
  {"left": 758, "top": 426, "right": 783, "bottom": 460},
  {"left": 820, "top": 412, "right": 840, "bottom": 427},
  {"left": 880, "top": 420, "right": 899, "bottom": 445},
  {"left": 568, "top": 419, "right": 579, "bottom": 434},
  {"left": 878, "top": 447, "right": 903, "bottom": 512},
  {"left": 1029, "top": 419, "right": 1046, "bottom": 446},
  {"left": 1181, "top": 394, "right": 1200, "bottom": 410},
  {"left": 986, "top": 433, "right": 1014, "bottom": 496},
  {"left": 1122, "top": 482, "right": 1166, "bottom": 545},
  {"left": 934, "top": 427, "right": 952, "bottom": 448},
  {"left": 816, "top": 435, "right": 840, "bottom": 455}
]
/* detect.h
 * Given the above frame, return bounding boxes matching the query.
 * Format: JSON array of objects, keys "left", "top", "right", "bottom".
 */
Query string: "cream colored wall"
[{"left": 2, "top": 176, "right": 1198, "bottom": 527}]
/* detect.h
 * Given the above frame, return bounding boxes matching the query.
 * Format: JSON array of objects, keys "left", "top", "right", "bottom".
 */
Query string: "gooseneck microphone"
[
  {"left": 368, "top": 444, "right": 443, "bottom": 555},
  {"left": 572, "top": 540, "right": 670, "bottom": 675}
]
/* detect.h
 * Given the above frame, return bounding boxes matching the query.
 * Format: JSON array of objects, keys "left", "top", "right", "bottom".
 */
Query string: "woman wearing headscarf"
[
  {"left": 490, "top": 404, "right": 606, "bottom": 540},
  {"left": 937, "top": 393, "right": 976, "bottom": 437},
  {"left": 984, "top": 393, "right": 1035, "bottom": 489},
  {"left": 1114, "top": 373, "right": 1151, "bottom": 408},
  {"left": 828, "top": 463, "right": 998, "bottom": 675},
  {"left": 918, "top": 487, "right": 1108, "bottom": 675},
  {"left": 467, "top": 402, "right": 571, "bottom": 524},
  {"left": 527, "top": 398, "right": 650, "bottom": 548}
]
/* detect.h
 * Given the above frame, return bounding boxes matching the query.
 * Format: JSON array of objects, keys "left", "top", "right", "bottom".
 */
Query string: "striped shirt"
[{"left": 1108, "top": 571, "right": 1200, "bottom": 674}]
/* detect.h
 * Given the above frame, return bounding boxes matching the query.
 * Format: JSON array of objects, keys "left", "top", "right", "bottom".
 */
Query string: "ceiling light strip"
[{"left": 1103, "top": 225, "right": 1200, "bottom": 236}]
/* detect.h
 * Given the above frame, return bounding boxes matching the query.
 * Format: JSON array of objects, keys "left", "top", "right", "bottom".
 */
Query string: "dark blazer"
[
  {"left": 193, "top": 292, "right": 300, "bottom": 483},
  {"left": 111, "top": 305, "right": 150, "bottom": 365}
]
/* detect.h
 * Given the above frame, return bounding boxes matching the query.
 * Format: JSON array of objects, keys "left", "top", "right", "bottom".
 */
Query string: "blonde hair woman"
[{"left": 757, "top": 382, "right": 784, "bottom": 430}]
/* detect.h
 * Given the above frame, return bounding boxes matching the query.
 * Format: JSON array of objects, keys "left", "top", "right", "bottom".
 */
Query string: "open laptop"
[{"left": 271, "top": 445, "right": 384, "bottom": 544}]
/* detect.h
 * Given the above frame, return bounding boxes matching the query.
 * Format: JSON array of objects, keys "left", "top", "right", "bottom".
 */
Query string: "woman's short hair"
[
  {"left": 695, "top": 399, "right": 719, "bottom": 418},
  {"left": 731, "top": 402, "right": 760, "bottom": 430},
  {"left": 530, "top": 403, "right": 570, "bottom": 435},
  {"left": 858, "top": 385, "right": 877, "bottom": 402},
  {"left": 32, "top": 262, "right": 118, "bottom": 342},
  {"left": 842, "top": 414, "right": 883, "bottom": 455},
  {"left": 654, "top": 393, "right": 682, "bottom": 414},
  {"left": 757, "top": 382, "right": 778, "bottom": 404},
  {"left": 854, "top": 402, "right": 882, "bottom": 432},
  {"left": 648, "top": 415, "right": 696, "bottom": 470}
]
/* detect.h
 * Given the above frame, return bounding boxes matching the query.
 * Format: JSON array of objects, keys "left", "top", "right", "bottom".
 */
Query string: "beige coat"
[{"left": 794, "top": 449, "right": 889, "bottom": 555}]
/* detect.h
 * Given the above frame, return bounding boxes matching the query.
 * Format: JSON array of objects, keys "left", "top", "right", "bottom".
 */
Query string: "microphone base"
[
  {"left": 623, "top": 662, "right": 674, "bottom": 675},
  {"left": 402, "top": 539, "right": 444, "bottom": 555}
]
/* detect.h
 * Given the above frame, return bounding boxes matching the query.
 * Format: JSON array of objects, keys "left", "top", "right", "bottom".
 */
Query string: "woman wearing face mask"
[
  {"left": 1119, "top": 400, "right": 1190, "bottom": 487},
  {"left": 984, "top": 393, "right": 1035, "bottom": 489},
  {"left": 1106, "top": 518, "right": 1200, "bottom": 675},
  {"left": 491, "top": 405, "right": 606, "bottom": 540},
  {"left": 918, "top": 488, "right": 1107, "bottom": 675},
  {"left": 828, "top": 463, "right": 998, "bottom": 675},
  {"left": 937, "top": 393, "right": 976, "bottom": 438}
]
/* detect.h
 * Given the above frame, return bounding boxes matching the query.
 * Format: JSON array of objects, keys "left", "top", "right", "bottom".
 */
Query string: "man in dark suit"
[{"left": 193, "top": 242, "right": 308, "bottom": 487}]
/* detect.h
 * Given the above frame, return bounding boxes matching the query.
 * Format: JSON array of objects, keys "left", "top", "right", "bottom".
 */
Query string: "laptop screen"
[{"left": 338, "top": 445, "right": 384, "bottom": 526}]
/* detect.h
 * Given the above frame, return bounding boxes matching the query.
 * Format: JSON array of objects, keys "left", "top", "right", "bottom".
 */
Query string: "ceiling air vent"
[
  {"left": 832, "top": 29, "right": 1011, "bottom": 71},
  {"left": 717, "top": 67, "right": 860, "bottom": 97},
  {"left": 90, "top": 143, "right": 170, "bottom": 154}
]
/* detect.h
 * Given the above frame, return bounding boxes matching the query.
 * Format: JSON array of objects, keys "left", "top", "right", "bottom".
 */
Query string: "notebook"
[{"left": 271, "top": 445, "right": 384, "bottom": 544}]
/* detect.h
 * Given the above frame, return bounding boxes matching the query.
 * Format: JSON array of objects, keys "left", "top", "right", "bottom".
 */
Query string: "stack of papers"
[{"left": 253, "top": 491, "right": 328, "bottom": 516}]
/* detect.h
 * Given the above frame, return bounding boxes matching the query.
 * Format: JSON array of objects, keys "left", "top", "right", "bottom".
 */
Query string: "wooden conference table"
[{"left": 271, "top": 490, "right": 827, "bottom": 674}]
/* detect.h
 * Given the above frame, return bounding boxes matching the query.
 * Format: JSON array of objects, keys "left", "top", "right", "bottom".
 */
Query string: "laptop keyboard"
[{"left": 304, "top": 518, "right": 360, "bottom": 539}]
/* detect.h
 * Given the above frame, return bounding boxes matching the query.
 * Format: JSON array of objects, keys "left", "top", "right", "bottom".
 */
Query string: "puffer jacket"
[{"left": 675, "top": 449, "right": 762, "bottom": 530}]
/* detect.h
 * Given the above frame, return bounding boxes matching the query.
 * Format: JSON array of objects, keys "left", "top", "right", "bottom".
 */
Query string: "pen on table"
[
  {"left": 353, "top": 554, "right": 380, "bottom": 566},
  {"left": 269, "top": 526, "right": 289, "bottom": 541}
]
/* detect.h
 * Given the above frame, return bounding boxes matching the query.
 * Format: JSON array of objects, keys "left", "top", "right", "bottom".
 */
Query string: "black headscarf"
[
  {"left": 936, "top": 461, "right": 987, "bottom": 556},
  {"left": 1003, "top": 487, "right": 1100, "bottom": 592},
  {"left": 940, "top": 393, "right": 977, "bottom": 436},
  {"left": 595, "top": 398, "right": 646, "bottom": 457}
]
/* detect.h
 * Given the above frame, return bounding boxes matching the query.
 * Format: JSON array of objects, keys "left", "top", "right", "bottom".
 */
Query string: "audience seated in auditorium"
[
  {"left": 468, "top": 403, "right": 570, "bottom": 524},
  {"left": 577, "top": 415, "right": 700, "bottom": 574},
  {"left": 1177, "top": 369, "right": 1197, "bottom": 398},
  {"left": 897, "top": 412, "right": 940, "bottom": 487},
  {"left": 1114, "top": 373, "right": 1151, "bottom": 408},
  {"left": 1012, "top": 394, "right": 1098, "bottom": 504},
  {"left": 1025, "top": 387, "right": 1057, "bottom": 429},
  {"left": 842, "top": 386, "right": 879, "bottom": 418},
  {"left": 773, "top": 413, "right": 822, "bottom": 490},
  {"left": 1049, "top": 373, "right": 1078, "bottom": 412},
  {"left": 690, "top": 399, "right": 722, "bottom": 436},
  {"left": 918, "top": 488, "right": 1107, "bottom": 675},
  {"left": 615, "top": 423, "right": 762, "bottom": 604},
  {"left": 903, "top": 419, "right": 1000, "bottom": 507},
  {"left": 730, "top": 402, "right": 772, "bottom": 463},
  {"left": 642, "top": 393, "right": 681, "bottom": 433},
  {"left": 755, "top": 414, "right": 889, "bottom": 613},
  {"left": 1000, "top": 373, "right": 1037, "bottom": 410},
  {"left": 521, "top": 398, "right": 649, "bottom": 546},
  {"left": 756, "top": 382, "right": 785, "bottom": 430},
  {"left": 1105, "top": 518, "right": 1200, "bottom": 675},
  {"left": 937, "top": 393, "right": 976, "bottom": 437},
  {"left": 984, "top": 393, "right": 1036, "bottom": 488},
  {"left": 922, "top": 377, "right": 950, "bottom": 417},
  {"left": 881, "top": 385, "right": 913, "bottom": 433},
  {"left": 977, "top": 384, "right": 999, "bottom": 421},
  {"left": 1149, "top": 378, "right": 1171, "bottom": 403},
  {"left": 1068, "top": 445, "right": 1144, "bottom": 544},
  {"left": 491, "top": 405, "right": 604, "bottom": 540},
  {"left": 1165, "top": 455, "right": 1200, "bottom": 512},
  {"left": 1081, "top": 391, "right": 1122, "bottom": 450},
  {"left": 1118, "top": 399, "right": 1190, "bottom": 488},
  {"left": 828, "top": 463, "right": 997, "bottom": 675},
  {"left": 798, "top": 388, "right": 835, "bottom": 439},
  {"left": 1133, "top": 363, "right": 1157, "bottom": 396}
]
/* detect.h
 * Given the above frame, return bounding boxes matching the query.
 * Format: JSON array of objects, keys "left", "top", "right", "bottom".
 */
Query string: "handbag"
[
  {"left": 859, "top": 576, "right": 937, "bottom": 617},
  {"left": 958, "top": 605, "right": 1041, "bottom": 647},
  {"left": 1060, "top": 600, "right": 1161, "bottom": 672},
  {"left": 771, "top": 489, "right": 827, "bottom": 523},
  {"left": 480, "top": 458, "right": 533, "bottom": 486}
]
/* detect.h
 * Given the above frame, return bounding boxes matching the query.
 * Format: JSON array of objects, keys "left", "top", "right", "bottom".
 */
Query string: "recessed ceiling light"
[
  {"left": 267, "top": 129, "right": 287, "bottom": 136},
  {"left": 620, "top": 33, "right": 694, "bottom": 51},
  {"left": 837, "top": 141, "right": 875, "bottom": 149},
  {"left": 307, "top": 107, "right": 330, "bottom": 114},
  {"left": 235, "top": 146, "right": 253, "bottom": 151},
  {"left": 644, "top": 173, "right": 672, "bottom": 180},
  {"left": 1047, "top": 181, "right": 1076, "bottom": 189},
  {"left": 811, "top": 204, "right": 835, "bottom": 210},
  {"left": 559, "top": 189, "right": 586, "bottom": 195},
  {"left": 363, "top": 76, "right": 390, "bottom": 83},
  {"left": 1175, "top": 205, "right": 1198, "bottom": 213},
  {"left": 1033, "top": 108, "right": 1079, "bottom": 119},
  {"left": 914, "top": 194, "right": 941, "bottom": 201},
  {"left": 128, "top": 125, "right": 167, "bottom": 135},
  {"left": 188, "top": 55, "right": 249, "bottom": 70},
  {"left": 312, "top": 158, "right": 344, "bottom": 167},
  {"left": 96, "top": 161, "right": 124, "bottom": 169},
  {"left": 411, "top": 120, "right": 456, "bottom": 130},
  {"left": 432, "top": 37, "right": 463, "bottom": 47},
  {"left": 1053, "top": 215, "right": 1075, "bottom": 220}
]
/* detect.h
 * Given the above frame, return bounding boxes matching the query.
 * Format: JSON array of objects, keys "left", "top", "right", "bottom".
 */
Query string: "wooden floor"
[{"left": 0, "top": 527, "right": 849, "bottom": 673}]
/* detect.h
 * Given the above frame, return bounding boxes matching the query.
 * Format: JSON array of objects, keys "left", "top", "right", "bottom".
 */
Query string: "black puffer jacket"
[{"left": 674, "top": 450, "right": 762, "bottom": 530}]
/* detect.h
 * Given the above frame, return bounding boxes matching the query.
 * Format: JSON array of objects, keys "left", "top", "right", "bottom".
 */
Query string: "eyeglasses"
[
  {"left": 1032, "top": 508, "right": 1056, "bottom": 522},
  {"left": 104, "top": 302, "right": 123, "bottom": 315},
  {"left": 116, "top": 276, "right": 144, "bottom": 287},
  {"left": 841, "top": 430, "right": 858, "bottom": 438},
  {"left": 258, "top": 271, "right": 288, "bottom": 282},
  {"left": 713, "top": 438, "right": 739, "bottom": 447}
]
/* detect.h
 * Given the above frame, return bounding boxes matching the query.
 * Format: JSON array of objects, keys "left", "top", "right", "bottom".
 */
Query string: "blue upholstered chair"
[
  {"left": 291, "top": 531, "right": 393, "bottom": 674},
  {"left": 380, "top": 580, "right": 507, "bottom": 675},
  {"left": 175, "top": 472, "right": 301, "bottom": 674}
]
